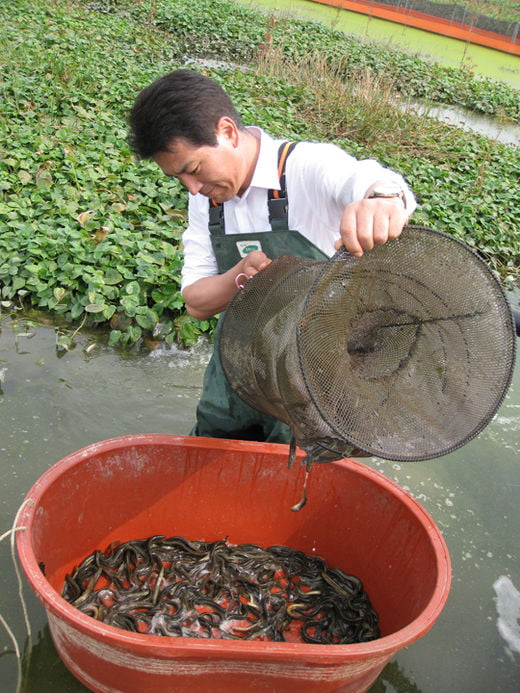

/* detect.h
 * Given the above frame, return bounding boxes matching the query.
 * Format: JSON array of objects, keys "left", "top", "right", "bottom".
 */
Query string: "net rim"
[{"left": 296, "top": 225, "right": 517, "bottom": 462}]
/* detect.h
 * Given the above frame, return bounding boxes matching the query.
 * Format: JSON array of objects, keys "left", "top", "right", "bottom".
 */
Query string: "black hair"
[{"left": 128, "top": 70, "right": 244, "bottom": 158}]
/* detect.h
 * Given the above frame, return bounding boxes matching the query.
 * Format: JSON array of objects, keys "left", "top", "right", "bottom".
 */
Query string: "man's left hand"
[{"left": 334, "top": 197, "right": 408, "bottom": 258}]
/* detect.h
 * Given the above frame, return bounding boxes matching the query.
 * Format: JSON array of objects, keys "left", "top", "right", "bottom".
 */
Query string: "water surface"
[{"left": 0, "top": 312, "right": 518, "bottom": 692}]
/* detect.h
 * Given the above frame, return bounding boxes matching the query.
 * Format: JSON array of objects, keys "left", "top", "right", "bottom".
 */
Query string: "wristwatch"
[{"left": 368, "top": 183, "right": 406, "bottom": 208}]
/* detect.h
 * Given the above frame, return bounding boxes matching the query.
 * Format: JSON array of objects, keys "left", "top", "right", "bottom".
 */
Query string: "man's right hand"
[
  {"left": 240, "top": 250, "right": 272, "bottom": 278},
  {"left": 182, "top": 251, "right": 272, "bottom": 321}
]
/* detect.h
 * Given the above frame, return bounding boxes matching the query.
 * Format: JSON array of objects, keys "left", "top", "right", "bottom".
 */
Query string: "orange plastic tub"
[{"left": 16, "top": 435, "right": 451, "bottom": 692}]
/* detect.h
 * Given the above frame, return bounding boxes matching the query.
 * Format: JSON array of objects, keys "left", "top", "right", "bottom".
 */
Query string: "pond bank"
[{"left": 406, "top": 100, "right": 520, "bottom": 146}]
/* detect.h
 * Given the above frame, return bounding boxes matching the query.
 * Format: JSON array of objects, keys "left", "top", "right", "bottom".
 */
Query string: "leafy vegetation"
[
  {"left": 0, "top": 0, "right": 518, "bottom": 348},
  {"left": 151, "top": 0, "right": 520, "bottom": 120}
]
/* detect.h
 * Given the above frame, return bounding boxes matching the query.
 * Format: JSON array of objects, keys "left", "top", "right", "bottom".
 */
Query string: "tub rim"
[{"left": 15, "top": 433, "right": 451, "bottom": 663}]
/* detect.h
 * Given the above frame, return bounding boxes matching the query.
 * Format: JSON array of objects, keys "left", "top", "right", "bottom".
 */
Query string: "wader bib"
[{"left": 194, "top": 142, "right": 328, "bottom": 443}]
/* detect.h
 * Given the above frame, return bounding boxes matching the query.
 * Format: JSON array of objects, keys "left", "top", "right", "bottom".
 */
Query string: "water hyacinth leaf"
[
  {"left": 54, "top": 302, "right": 70, "bottom": 314},
  {"left": 18, "top": 171, "right": 32, "bottom": 185},
  {"left": 159, "top": 240, "right": 178, "bottom": 257},
  {"left": 125, "top": 281, "right": 141, "bottom": 297},
  {"left": 135, "top": 306, "right": 159, "bottom": 330},
  {"left": 85, "top": 303, "right": 105, "bottom": 313},
  {"left": 137, "top": 252, "right": 162, "bottom": 265},
  {"left": 104, "top": 268, "right": 123, "bottom": 285},
  {"left": 70, "top": 302, "right": 86, "bottom": 320},
  {"left": 108, "top": 329, "right": 122, "bottom": 346},
  {"left": 53, "top": 287, "right": 67, "bottom": 302},
  {"left": 120, "top": 295, "right": 139, "bottom": 316},
  {"left": 127, "top": 325, "right": 142, "bottom": 343},
  {"left": 35, "top": 171, "right": 53, "bottom": 188},
  {"left": 151, "top": 284, "right": 183, "bottom": 310},
  {"left": 102, "top": 304, "right": 116, "bottom": 320}
]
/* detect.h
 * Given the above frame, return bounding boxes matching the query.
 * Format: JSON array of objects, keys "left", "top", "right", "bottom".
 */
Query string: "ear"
[{"left": 215, "top": 116, "right": 240, "bottom": 146}]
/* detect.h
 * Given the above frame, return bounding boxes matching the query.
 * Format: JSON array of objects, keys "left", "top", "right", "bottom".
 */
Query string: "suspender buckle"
[{"left": 268, "top": 197, "right": 289, "bottom": 221}]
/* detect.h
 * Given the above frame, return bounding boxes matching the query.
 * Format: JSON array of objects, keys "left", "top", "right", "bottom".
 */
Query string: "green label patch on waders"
[{"left": 208, "top": 141, "right": 328, "bottom": 273}]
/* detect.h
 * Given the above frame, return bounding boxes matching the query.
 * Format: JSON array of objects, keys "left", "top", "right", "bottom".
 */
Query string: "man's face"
[{"left": 153, "top": 131, "right": 245, "bottom": 203}]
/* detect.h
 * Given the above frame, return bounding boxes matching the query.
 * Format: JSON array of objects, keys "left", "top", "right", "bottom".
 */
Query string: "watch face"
[{"left": 371, "top": 184, "right": 403, "bottom": 197}]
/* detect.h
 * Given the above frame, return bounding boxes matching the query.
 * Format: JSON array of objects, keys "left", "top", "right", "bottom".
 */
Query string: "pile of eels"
[{"left": 62, "top": 535, "right": 380, "bottom": 644}]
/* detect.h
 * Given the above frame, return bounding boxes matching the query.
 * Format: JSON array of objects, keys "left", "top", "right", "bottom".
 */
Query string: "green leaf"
[
  {"left": 85, "top": 303, "right": 106, "bottom": 313},
  {"left": 135, "top": 306, "right": 159, "bottom": 330},
  {"left": 12, "top": 277, "right": 26, "bottom": 291},
  {"left": 102, "top": 304, "right": 116, "bottom": 320},
  {"left": 120, "top": 295, "right": 139, "bottom": 316},
  {"left": 104, "top": 268, "right": 123, "bottom": 285},
  {"left": 53, "top": 287, "right": 67, "bottom": 302},
  {"left": 108, "top": 329, "right": 122, "bottom": 346},
  {"left": 125, "top": 281, "right": 141, "bottom": 297}
]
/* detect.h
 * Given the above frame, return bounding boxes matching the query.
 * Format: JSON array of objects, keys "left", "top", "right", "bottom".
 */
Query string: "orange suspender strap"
[
  {"left": 209, "top": 141, "right": 298, "bottom": 234},
  {"left": 268, "top": 141, "right": 298, "bottom": 229},
  {"left": 271, "top": 141, "right": 297, "bottom": 200}
]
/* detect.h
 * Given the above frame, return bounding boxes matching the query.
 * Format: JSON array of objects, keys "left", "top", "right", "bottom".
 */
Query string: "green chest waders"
[{"left": 194, "top": 142, "right": 329, "bottom": 443}]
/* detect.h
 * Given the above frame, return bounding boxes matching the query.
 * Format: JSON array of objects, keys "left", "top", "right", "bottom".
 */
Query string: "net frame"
[{"left": 220, "top": 226, "right": 516, "bottom": 462}]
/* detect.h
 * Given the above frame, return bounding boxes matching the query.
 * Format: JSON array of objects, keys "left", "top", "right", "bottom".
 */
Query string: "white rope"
[
  {"left": 0, "top": 612, "right": 22, "bottom": 693},
  {"left": 1, "top": 498, "right": 35, "bottom": 693},
  {"left": 11, "top": 499, "right": 33, "bottom": 649}
]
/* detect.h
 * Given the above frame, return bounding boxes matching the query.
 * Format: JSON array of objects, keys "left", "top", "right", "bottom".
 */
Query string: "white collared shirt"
[{"left": 180, "top": 127, "right": 417, "bottom": 291}]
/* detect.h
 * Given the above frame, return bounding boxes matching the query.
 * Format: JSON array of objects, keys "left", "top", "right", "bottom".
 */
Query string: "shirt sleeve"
[
  {"left": 180, "top": 194, "right": 219, "bottom": 292},
  {"left": 289, "top": 142, "right": 417, "bottom": 214},
  {"left": 283, "top": 142, "right": 417, "bottom": 256},
  {"left": 180, "top": 140, "right": 418, "bottom": 290}
]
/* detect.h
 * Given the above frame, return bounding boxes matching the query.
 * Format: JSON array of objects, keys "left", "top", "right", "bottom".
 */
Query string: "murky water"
[
  {"left": 1, "top": 307, "right": 519, "bottom": 692},
  {"left": 408, "top": 102, "right": 520, "bottom": 147}
]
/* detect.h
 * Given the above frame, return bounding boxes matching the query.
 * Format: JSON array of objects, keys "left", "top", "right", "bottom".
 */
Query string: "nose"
[{"left": 180, "top": 173, "right": 203, "bottom": 196}]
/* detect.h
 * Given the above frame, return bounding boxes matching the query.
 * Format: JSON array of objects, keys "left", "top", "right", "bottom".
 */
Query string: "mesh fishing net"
[{"left": 220, "top": 226, "right": 516, "bottom": 462}]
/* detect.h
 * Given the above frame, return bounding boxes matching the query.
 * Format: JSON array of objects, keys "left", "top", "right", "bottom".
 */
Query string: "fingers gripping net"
[{"left": 220, "top": 227, "right": 516, "bottom": 462}]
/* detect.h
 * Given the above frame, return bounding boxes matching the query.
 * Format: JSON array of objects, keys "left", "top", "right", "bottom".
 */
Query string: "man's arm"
[
  {"left": 183, "top": 194, "right": 407, "bottom": 319},
  {"left": 182, "top": 250, "right": 271, "bottom": 320},
  {"left": 183, "top": 194, "right": 409, "bottom": 319}
]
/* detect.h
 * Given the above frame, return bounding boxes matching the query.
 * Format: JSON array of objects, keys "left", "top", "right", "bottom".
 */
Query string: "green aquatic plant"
[{"left": 0, "top": 0, "right": 518, "bottom": 346}]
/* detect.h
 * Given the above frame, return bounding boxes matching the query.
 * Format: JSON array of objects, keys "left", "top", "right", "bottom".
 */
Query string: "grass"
[
  {"left": 0, "top": 0, "right": 519, "bottom": 348},
  {"left": 257, "top": 47, "right": 453, "bottom": 157}
]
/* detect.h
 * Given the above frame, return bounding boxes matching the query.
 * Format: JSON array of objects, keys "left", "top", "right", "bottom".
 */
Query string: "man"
[{"left": 129, "top": 69, "right": 417, "bottom": 442}]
